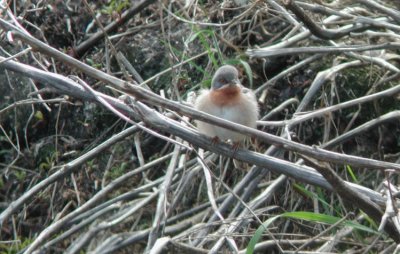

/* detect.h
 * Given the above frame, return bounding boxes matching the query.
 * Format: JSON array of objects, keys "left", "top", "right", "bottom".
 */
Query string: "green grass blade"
[
  {"left": 346, "top": 165, "right": 359, "bottom": 183},
  {"left": 246, "top": 215, "right": 281, "bottom": 254},
  {"left": 246, "top": 211, "right": 378, "bottom": 254}
]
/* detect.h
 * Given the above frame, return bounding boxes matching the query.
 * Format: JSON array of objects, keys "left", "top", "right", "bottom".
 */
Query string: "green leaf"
[
  {"left": 293, "top": 184, "right": 341, "bottom": 215},
  {"left": 239, "top": 60, "right": 253, "bottom": 88},
  {"left": 35, "top": 110, "right": 44, "bottom": 120},
  {"left": 246, "top": 215, "right": 280, "bottom": 254},
  {"left": 346, "top": 165, "right": 359, "bottom": 183},
  {"left": 283, "top": 211, "right": 339, "bottom": 223},
  {"left": 187, "top": 29, "right": 212, "bottom": 44},
  {"left": 187, "top": 29, "right": 219, "bottom": 67},
  {"left": 246, "top": 212, "right": 378, "bottom": 254}
]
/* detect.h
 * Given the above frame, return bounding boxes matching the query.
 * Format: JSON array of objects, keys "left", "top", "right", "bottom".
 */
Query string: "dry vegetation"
[{"left": 1, "top": 0, "right": 400, "bottom": 253}]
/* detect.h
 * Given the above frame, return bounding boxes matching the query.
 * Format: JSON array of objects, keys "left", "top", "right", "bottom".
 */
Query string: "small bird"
[{"left": 194, "top": 65, "right": 259, "bottom": 143}]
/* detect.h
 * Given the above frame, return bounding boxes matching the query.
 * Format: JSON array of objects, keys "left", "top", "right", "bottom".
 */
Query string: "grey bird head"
[{"left": 211, "top": 65, "right": 241, "bottom": 90}]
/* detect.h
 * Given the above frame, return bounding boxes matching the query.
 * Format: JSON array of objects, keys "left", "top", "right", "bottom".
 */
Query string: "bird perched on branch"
[{"left": 194, "top": 65, "right": 259, "bottom": 144}]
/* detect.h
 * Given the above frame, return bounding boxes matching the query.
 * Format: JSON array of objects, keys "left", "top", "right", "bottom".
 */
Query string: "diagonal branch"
[{"left": 1, "top": 55, "right": 400, "bottom": 172}]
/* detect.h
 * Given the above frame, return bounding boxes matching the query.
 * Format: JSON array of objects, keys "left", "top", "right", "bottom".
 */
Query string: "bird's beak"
[{"left": 228, "top": 79, "right": 241, "bottom": 87}]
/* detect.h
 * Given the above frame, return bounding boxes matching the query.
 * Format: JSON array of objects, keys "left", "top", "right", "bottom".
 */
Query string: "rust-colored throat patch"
[{"left": 210, "top": 85, "right": 241, "bottom": 106}]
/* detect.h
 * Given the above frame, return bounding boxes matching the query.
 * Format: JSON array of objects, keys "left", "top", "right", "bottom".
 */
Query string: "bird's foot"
[
  {"left": 231, "top": 141, "right": 241, "bottom": 156},
  {"left": 211, "top": 136, "right": 220, "bottom": 145}
]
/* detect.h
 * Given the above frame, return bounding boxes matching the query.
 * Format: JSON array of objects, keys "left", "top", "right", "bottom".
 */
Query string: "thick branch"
[{"left": 1, "top": 56, "right": 400, "bottom": 173}]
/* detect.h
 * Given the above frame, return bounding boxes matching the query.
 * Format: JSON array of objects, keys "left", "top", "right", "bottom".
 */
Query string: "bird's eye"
[{"left": 219, "top": 78, "right": 227, "bottom": 84}]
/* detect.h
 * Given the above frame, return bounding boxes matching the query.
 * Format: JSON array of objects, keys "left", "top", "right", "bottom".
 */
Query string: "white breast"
[{"left": 194, "top": 88, "right": 258, "bottom": 142}]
